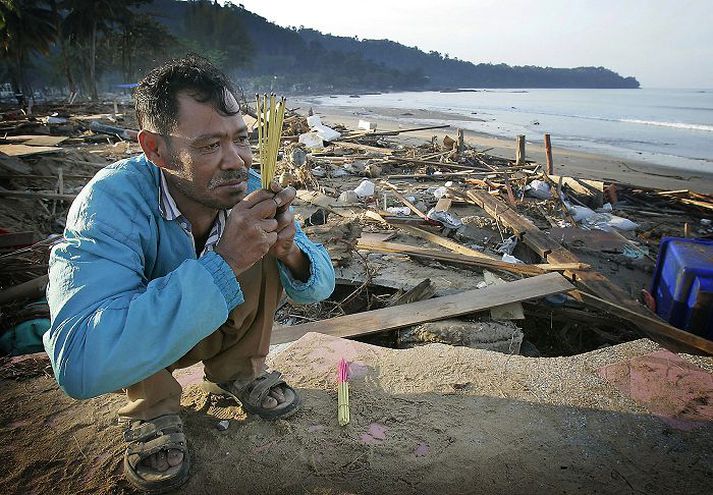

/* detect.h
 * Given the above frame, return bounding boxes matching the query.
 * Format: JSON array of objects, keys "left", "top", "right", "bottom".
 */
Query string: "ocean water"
[{"left": 314, "top": 88, "right": 713, "bottom": 173}]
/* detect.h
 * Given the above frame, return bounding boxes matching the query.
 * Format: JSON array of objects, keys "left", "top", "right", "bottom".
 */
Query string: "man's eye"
[
  {"left": 201, "top": 142, "right": 220, "bottom": 152},
  {"left": 234, "top": 136, "right": 250, "bottom": 147}
]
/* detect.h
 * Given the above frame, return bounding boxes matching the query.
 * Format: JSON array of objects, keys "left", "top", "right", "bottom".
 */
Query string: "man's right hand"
[{"left": 215, "top": 188, "right": 279, "bottom": 275}]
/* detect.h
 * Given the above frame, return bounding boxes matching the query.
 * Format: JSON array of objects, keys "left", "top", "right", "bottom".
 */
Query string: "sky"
[{"left": 231, "top": 0, "right": 712, "bottom": 88}]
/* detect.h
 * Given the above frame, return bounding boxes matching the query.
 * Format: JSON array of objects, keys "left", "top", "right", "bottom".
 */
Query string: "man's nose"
[{"left": 221, "top": 141, "right": 252, "bottom": 170}]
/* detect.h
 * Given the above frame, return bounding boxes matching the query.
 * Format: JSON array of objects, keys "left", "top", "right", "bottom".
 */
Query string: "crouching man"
[{"left": 44, "top": 56, "right": 335, "bottom": 492}]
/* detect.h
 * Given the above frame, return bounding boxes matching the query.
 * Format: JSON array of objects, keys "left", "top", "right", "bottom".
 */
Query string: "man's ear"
[{"left": 138, "top": 129, "right": 171, "bottom": 169}]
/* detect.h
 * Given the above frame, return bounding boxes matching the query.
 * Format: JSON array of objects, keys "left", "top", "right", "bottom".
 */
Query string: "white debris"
[
  {"left": 525, "top": 180, "right": 551, "bottom": 200},
  {"left": 386, "top": 206, "right": 411, "bottom": 215},
  {"left": 298, "top": 131, "right": 324, "bottom": 150},
  {"left": 354, "top": 179, "right": 376, "bottom": 198}
]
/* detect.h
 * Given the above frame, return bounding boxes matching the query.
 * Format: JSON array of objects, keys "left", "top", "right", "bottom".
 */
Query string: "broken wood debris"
[
  {"left": 271, "top": 272, "right": 574, "bottom": 344},
  {"left": 2, "top": 100, "right": 713, "bottom": 359}
]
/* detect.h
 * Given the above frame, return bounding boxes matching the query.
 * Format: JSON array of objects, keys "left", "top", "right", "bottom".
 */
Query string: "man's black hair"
[{"left": 134, "top": 55, "right": 239, "bottom": 136}]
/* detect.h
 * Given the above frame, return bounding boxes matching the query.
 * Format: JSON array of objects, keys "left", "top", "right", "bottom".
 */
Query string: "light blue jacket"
[{"left": 44, "top": 154, "right": 335, "bottom": 399}]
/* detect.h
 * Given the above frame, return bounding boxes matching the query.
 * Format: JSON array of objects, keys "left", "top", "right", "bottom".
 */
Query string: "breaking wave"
[{"left": 620, "top": 119, "right": 713, "bottom": 132}]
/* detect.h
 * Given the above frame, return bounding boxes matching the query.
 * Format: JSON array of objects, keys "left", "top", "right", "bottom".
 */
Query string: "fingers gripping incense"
[{"left": 256, "top": 93, "right": 286, "bottom": 189}]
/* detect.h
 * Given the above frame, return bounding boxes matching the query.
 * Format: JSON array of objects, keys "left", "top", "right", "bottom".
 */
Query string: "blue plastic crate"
[{"left": 651, "top": 237, "right": 713, "bottom": 339}]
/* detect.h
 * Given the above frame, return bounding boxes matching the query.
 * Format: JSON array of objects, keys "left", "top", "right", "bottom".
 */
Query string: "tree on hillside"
[
  {"left": 62, "top": 0, "right": 147, "bottom": 99},
  {"left": 182, "top": 0, "right": 252, "bottom": 70},
  {"left": 105, "top": 14, "right": 179, "bottom": 82},
  {"left": 0, "top": 0, "right": 58, "bottom": 105}
]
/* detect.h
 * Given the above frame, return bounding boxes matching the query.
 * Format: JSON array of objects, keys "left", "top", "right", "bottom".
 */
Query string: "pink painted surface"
[
  {"left": 414, "top": 443, "right": 430, "bottom": 457},
  {"left": 173, "top": 362, "right": 204, "bottom": 388},
  {"left": 598, "top": 350, "right": 713, "bottom": 430},
  {"left": 360, "top": 423, "right": 388, "bottom": 444}
]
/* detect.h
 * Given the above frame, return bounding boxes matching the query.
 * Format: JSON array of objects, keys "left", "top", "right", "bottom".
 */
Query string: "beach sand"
[{"left": 294, "top": 101, "right": 713, "bottom": 194}]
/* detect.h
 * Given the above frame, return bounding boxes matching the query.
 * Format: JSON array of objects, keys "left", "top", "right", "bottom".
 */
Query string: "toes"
[
  {"left": 261, "top": 395, "right": 278, "bottom": 409},
  {"left": 167, "top": 449, "right": 184, "bottom": 467},
  {"left": 155, "top": 451, "right": 169, "bottom": 472},
  {"left": 147, "top": 452, "right": 161, "bottom": 471},
  {"left": 270, "top": 387, "right": 286, "bottom": 403}
]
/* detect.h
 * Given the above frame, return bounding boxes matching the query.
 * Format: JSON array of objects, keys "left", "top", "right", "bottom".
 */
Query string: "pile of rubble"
[{"left": 1, "top": 101, "right": 712, "bottom": 358}]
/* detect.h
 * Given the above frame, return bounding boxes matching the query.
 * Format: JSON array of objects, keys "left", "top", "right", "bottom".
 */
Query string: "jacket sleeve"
[
  {"left": 277, "top": 220, "right": 336, "bottom": 305},
  {"left": 44, "top": 186, "right": 243, "bottom": 400}
]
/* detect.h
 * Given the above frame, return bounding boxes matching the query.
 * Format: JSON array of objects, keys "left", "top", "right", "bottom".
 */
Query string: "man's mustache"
[{"left": 208, "top": 170, "right": 249, "bottom": 189}]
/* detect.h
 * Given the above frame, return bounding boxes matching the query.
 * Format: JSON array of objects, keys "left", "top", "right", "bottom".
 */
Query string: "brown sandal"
[
  {"left": 203, "top": 370, "right": 301, "bottom": 420},
  {"left": 122, "top": 414, "right": 190, "bottom": 493}
]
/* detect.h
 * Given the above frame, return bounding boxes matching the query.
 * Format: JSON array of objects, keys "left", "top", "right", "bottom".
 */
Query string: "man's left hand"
[{"left": 265, "top": 183, "right": 310, "bottom": 282}]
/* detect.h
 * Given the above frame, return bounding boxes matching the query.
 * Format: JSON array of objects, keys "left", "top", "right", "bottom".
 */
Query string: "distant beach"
[{"left": 294, "top": 89, "right": 713, "bottom": 194}]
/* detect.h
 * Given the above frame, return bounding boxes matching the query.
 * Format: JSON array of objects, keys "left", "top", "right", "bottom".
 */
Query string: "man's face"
[{"left": 162, "top": 91, "right": 252, "bottom": 210}]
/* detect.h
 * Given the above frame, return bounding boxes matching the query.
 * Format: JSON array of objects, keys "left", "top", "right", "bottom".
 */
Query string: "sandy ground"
[
  {"left": 1, "top": 333, "right": 712, "bottom": 495},
  {"left": 295, "top": 101, "right": 713, "bottom": 194}
]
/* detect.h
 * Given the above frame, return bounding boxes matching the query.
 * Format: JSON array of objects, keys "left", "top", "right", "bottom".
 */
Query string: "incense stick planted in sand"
[
  {"left": 337, "top": 358, "right": 350, "bottom": 426},
  {"left": 256, "top": 93, "right": 287, "bottom": 189}
]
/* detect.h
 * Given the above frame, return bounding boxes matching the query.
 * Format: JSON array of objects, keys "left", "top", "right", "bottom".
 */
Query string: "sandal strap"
[
  {"left": 248, "top": 371, "right": 286, "bottom": 406},
  {"left": 126, "top": 432, "right": 187, "bottom": 461},
  {"left": 123, "top": 414, "right": 183, "bottom": 443}
]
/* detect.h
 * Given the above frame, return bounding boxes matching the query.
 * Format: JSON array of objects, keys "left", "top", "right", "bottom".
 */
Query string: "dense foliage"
[{"left": 0, "top": 0, "right": 639, "bottom": 102}]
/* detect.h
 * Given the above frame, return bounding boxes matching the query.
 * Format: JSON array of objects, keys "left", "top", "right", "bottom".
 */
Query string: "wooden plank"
[
  {"left": 356, "top": 239, "right": 587, "bottom": 275},
  {"left": 0, "top": 144, "right": 62, "bottom": 157},
  {"left": 434, "top": 197, "right": 452, "bottom": 212},
  {"left": 339, "top": 124, "right": 450, "bottom": 141},
  {"left": 578, "top": 291, "right": 713, "bottom": 356},
  {"left": 394, "top": 224, "right": 500, "bottom": 261},
  {"left": 329, "top": 141, "right": 394, "bottom": 154},
  {"left": 271, "top": 272, "right": 574, "bottom": 344},
  {"left": 4, "top": 135, "right": 69, "bottom": 147},
  {"left": 466, "top": 189, "right": 555, "bottom": 257}
]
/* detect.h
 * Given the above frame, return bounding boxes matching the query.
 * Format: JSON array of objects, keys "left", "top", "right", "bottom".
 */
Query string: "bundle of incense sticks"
[
  {"left": 255, "top": 93, "right": 287, "bottom": 190},
  {"left": 337, "top": 358, "right": 350, "bottom": 426}
]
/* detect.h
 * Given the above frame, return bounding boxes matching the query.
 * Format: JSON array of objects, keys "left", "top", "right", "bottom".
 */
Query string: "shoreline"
[{"left": 293, "top": 100, "right": 713, "bottom": 194}]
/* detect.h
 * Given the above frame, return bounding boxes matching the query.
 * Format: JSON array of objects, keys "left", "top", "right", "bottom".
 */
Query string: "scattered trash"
[
  {"left": 526, "top": 180, "right": 551, "bottom": 199},
  {"left": 386, "top": 206, "right": 411, "bottom": 216},
  {"left": 338, "top": 190, "right": 359, "bottom": 203},
  {"left": 89, "top": 121, "right": 138, "bottom": 141},
  {"left": 583, "top": 213, "right": 639, "bottom": 232},
  {"left": 298, "top": 131, "right": 324, "bottom": 150},
  {"left": 495, "top": 235, "right": 518, "bottom": 255},
  {"left": 358, "top": 119, "right": 376, "bottom": 131},
  {"left": 306, "top": 114, "right": 341, "bottom": 142},
  {"left": 427, "top": 208, "right": 463, "bottom": 228},
  {"left": 502, "top": 254, "right": 524, "bottom": 264},
  {"left": 433, "top": 186, "right": 448, "bottom": 199},
  {"left": 354, "top": 179, "right": 376, "bottom": 198}
]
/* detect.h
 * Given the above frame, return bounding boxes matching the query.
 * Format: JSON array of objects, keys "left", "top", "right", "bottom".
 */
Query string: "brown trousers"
[{"left": 117, "top": 256, "right": 283, "bottom": 421}]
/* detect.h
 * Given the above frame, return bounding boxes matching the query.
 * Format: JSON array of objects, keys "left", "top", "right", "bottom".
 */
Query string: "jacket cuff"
[
  {"left": 198, "top": 251, "right": 244, "bottom": 310},
  {"left": 278, "top": 235, "right": 318, "bottom": 293}
]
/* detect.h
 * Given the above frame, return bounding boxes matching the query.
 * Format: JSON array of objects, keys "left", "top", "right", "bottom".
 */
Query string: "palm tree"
[
  {"left": 62, "top": 0, "right": 145, "bottom": 100},
  {"left": 0, "top": 0, "right": 58, "bottom": 105}
]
